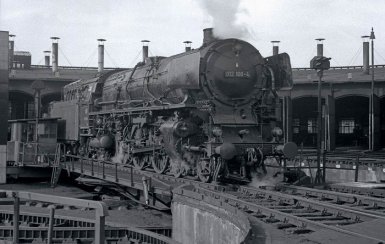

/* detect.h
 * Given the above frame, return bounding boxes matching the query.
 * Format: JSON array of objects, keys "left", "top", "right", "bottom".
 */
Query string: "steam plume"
[{"left": 197, "top": 0, "right": 250, "bottom": 39}]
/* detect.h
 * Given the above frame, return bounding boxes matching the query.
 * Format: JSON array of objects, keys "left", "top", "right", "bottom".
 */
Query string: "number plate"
[{"left": 224, "top": 71, "right": 250, "bottom": 78}]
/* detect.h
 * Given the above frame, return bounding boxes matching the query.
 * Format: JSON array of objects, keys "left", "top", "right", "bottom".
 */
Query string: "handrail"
[{"left": 6, "top": 190, "right": 108, "bottom": 244}]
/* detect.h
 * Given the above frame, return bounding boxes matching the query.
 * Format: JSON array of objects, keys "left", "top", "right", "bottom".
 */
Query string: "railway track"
[
  {"left": 183, "top": 185, "right": 385, "bottom": 243},
  {"left": 271, "top": 184, "right": 385, "bottom": 217},
  {"left": 61, "top": 156, "right": 385, "bottom": 242}
]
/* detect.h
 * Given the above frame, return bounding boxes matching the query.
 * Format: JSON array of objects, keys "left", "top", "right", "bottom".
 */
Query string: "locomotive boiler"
[{"left": 50, "top": 28, "right": 297, "bottom": 183}]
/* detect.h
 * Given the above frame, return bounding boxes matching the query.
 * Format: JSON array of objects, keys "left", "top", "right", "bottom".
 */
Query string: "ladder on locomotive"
[{"left": 50, "top": 143, "right": 65, "bottom": 188}]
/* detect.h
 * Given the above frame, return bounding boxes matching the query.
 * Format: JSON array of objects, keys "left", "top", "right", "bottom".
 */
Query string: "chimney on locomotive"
[
  {"left": 271, "top": 40, "right": 280, "bottom": 55},
  {"left": 50, "top": 36, "right": 60, "bottom": 74},
  {"left": 315, "top": 38, "right": 325, "bottom": 56},
  {"left": 141, "top": 40, "right": 150, "bottom": 63},
  {"left": 44, "top": 50, "right": 51, "bottom": 67},
  {"left": 97, "top": 38, "right": 106, "bottom": 73},
  {"left": 362, "top": 35, "right": 370, "bottom": 74},
  {"left": 203, "top": 28, "right": 216, "bottom": 46},
  {"left": 183, "top": 41, "right": 192, "bottom": 52}
]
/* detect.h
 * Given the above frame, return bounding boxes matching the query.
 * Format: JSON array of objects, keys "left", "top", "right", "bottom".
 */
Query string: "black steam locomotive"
[{"left": 50, "top": 28, "right": 296, "bottom": 183}]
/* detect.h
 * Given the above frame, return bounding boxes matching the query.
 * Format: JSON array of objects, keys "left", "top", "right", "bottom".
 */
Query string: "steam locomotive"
[{"left": 49, "top": 28, "right": 297, "bottom": 183}]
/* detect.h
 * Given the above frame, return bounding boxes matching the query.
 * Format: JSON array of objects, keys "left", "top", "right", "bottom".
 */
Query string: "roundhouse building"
[
  {"left": 282, "top": 65, "right": 385, "bottom": 150},
  {"left": 4, "top": 35, "right": 385, "bottom": 151}
]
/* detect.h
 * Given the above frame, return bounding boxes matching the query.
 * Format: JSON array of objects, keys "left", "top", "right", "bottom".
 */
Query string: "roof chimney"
[
  {"left": 271, "top": 40, "right": 280, "bottom": 55},
  {"left": 44, "top": 50, "right": 51, "bottom": 67},
  {"left": 51, "top": 37, "right": 60, "bottom": 73},
  {"left": 183, "top": 41, "right": 192, "bottom": 52},
  {"left": 97, "top": 39, "right": 106, "bottom": 73},
  {"left": 315, "top": 38, "right": 325, "bottom": 56},
  {"left": 362, "top": 35, "right": 370, "bottom": 75},
  {"left": 9, "top": 34, "right": 15, "bottom": 69},
  {"left": 203, "top": 28, "right": 215, "bottom": 46},
  {"left": 141, "top": 40, "right": 150, "bottom": 63}
]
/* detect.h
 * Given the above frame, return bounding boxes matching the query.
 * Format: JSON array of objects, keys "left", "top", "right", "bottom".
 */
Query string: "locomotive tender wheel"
[
  {"left": 152, "top": 150, "right": 169, "bottom": 174},
  {"left": 197, "top": 160, "right": 212, "bottom": 183}
]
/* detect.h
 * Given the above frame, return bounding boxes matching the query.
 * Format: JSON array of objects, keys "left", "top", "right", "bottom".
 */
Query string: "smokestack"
[
  {"left": 44, "top": 51, "right": 51, "bottom": 67},
  {"left": 271, "top": 40, "right": 280, "bottom": 55},
  {"left": 362, "top": 35, "right": 370, "bottom": 74},
  {"left": 315, "top": 38, "right": 325, "bottom": 56},
  {"left": 51, "top": 37, "right": 60, "bottom": 73},
  {"left": 141, "top": 40, "right": 150, "bottom": 63},
  {"left": 9, "top": 34, "right": 15, "bottom": 69},
  {"left": 97, "top": 39, "right": 106, "bottom": 73},
  {"left": 203, "top": 28, "right": 215, "bottom": 46},
  {"left": 183, "top": 41, "right": 192, "bottom": 52}
]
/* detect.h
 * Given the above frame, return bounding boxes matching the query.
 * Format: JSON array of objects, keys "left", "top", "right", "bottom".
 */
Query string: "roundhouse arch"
[
  {"left": 335, "top": 95, "right": 369, "bottom": 148},
  {"left": 9, "top": 90, "right": 34, "bottom": 120},
  {"left": 292, "top": 96, "right": 325, "bottom": 148}
]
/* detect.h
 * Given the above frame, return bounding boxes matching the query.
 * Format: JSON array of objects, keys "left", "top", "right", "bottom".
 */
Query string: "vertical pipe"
[
  {"left": 322, "top": 150, "right": 326, "bottom": 183},
  {"left": 317, "top": 43, "right": 323, "bottom": 56},
  {"left": 51, "top": 37, "right": 60, "bottom": 73},
  {"left": 141, "top": 40, "right": 150, "bottom": 63},
  {"left": 47, "top": 206, "right": 55, "bottom": 244},
  {"left": 9, "top": 34, "right": 15, "bottom": 69},
  {"left": 44, "top": 51, "right": 51, "bottom": 67},
  {"left": 362, "top": 40, "right": 370, "bottom": 74},
  {"left": 273, "top": 46, "right": 279, "bottom": 56},
  {"left": 13, "top": 196, "right": 19, "bottom": 244},
  {"left": 355, "top": 155, "right": 359, "bottom": 182},
  {"left": 94, "top": 213, "right": 105, "bottom": 244},
  {"left": 184, "top": 41, "right": 192, "bottom": 52},
  {"left": 142, "top": 46, "right": 148, "bottom": 62},
  {"left": 315, "top": 71, "right": 323, "bottom": 184},
  {"left": 97, "top": 39, "right": 105, "bottom": 73},
  {"left": 370, "top": 28, "right": 375, "bottom": 151}
]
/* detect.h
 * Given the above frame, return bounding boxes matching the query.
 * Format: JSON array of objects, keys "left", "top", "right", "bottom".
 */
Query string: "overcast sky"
[{"left": 1, "top": 0, "right": 384, "bottom": 68}]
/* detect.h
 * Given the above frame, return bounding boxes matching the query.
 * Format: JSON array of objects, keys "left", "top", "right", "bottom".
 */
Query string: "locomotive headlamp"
[
  {"left": 272, "top": 127, "right": 283, "bottom": 137},
  {"left": 212, "top": 127, "right": 222, "bottom": 137}
]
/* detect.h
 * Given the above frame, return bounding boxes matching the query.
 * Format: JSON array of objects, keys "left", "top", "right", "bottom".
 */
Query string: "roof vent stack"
[
  {"left": 9, "top": 34, "right": 15, "bottom": 69},
  {"left": 44, "top": 51, "right": 51, "bottom": 67},
  {"left": 315, "top": 38, "right": 325, "bottom": 56},
  {"left": 184, "top": 41, "right": 192, "bottom": 52},
  {"left": 97, "top": 39, "right": 106, "bottom": 73},
  {"left": 141, "top": 40, "right": 150, "bottom": 63},
  {"left": 362, "top": 35, "right": 370, "bottom": 75},
  {"left": 50, "top": 37, "right": 60, "bottom": 74}
]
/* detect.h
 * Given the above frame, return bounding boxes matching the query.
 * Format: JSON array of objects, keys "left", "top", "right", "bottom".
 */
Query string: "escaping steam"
[
  {"left": 249, "top": 157, "right": 283, "bottom": 188},
  {"left": 197, "top": 0, "right": 250, "bottom": 39}
]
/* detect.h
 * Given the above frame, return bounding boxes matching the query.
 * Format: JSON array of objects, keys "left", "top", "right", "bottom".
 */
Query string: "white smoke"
[
  {"left": 111, "top": 142, "right": 125, "bottom": 164},
  {"left": 249, "top": 157, "right": 283, "bottom": 188},
  {"left": 197, "top": 0, "right": 250, "bottom": 39}
]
